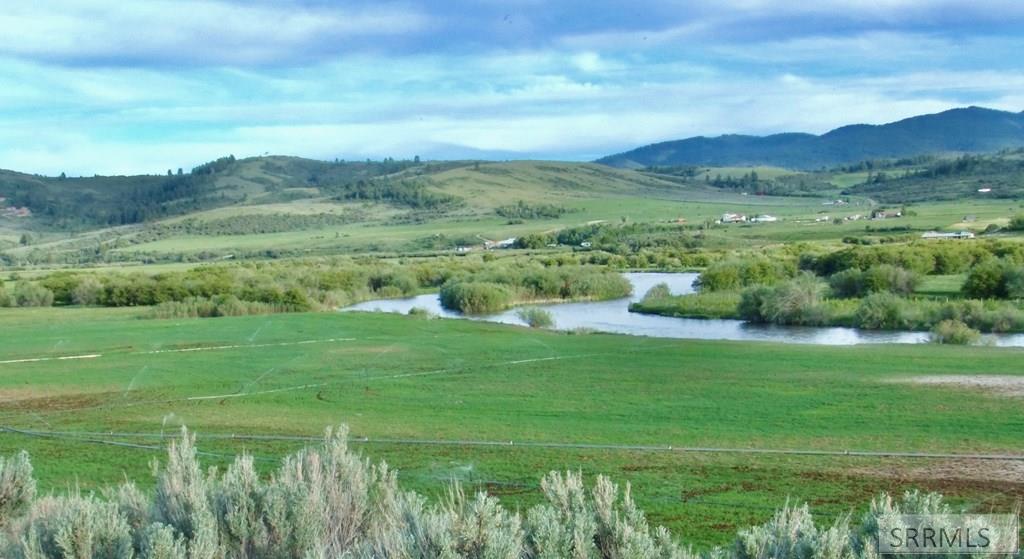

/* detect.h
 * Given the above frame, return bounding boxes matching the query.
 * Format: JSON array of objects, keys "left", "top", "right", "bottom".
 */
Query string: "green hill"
[
  {"left": 598, "top": 107, "right": 1024, "bottom": 169},
  {"left": 0, "top": 156, "right": 432, "bottom": 230},
  {"left": 844, "top": 150, "right": 1024, "bottom": 203},
  {"left": 1, "top": 158, "right": 831, "bottom": 265}
]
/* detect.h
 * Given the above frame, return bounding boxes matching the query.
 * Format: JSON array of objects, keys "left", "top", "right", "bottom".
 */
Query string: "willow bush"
[
  {"left": 516, "top": 307, "right": 554, "bottom": 328},
  {"left": 439, "top": 281, "right": 514, "bottom": 314},
  {"left": 24, "top": 255, "right": 633, "bottom": 318},
  {"left": 930, "top": 319, "right": 982, "bottom": 345},
  {"left": 828, "top": 264, "right": 919, "bottom": 298},
  {"left": 0, "top": 428, "right": 979, "bottom": 559},
  {"left": 440, "top": 265, "right": 630, "bottom": 314},
  {"left": 738, "top": 274, "right": 828, "bottom": 326},
  {"left": 695, "top": 257, "right": 795, "bottom": 292}
]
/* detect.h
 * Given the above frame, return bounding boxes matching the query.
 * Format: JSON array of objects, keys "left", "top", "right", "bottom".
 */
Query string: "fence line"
[
  {"left": 0, "top": 426, "right": 279, "bottom": 463},
  {"left": 0, "top": 427, "right": 860, "bottom": 518},
  {"left": 3, "top": 426, "right": 1021, "bottom": 462}
]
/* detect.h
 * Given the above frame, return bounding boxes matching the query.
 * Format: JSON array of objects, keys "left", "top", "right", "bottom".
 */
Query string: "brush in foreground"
[{"left": 0, "top": 427, "right": 985, "bottom": 559}]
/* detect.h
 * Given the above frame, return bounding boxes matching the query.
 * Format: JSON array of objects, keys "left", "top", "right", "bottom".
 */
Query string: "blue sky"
[{"left": 2, "top": 1, "right": 1023, "bottom": 175}]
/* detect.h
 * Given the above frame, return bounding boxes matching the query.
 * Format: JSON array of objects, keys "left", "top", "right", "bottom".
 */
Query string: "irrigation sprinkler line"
[
  {"left": 0, "top": 354, "right": 102, "bottom": 365},
  {"left": 130, "top": 337, "right": 357, "bottom": 356},
  {"left": 0, "top": 337, "right": 358, "bottom": 367},
  {"left": 3, "top": 427, "right": 1022, "bottom": 462},
  {"left": 0, "top": 426, "right": 279, "bottom": 463},
  {"left": 0, "top": 429, "right": 1000, "bottom": 521}
]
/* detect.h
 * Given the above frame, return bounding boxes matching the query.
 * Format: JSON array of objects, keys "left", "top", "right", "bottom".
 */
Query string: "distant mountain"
[{"left": 597, "top": 107, "right": 1024, "bottom": 170}]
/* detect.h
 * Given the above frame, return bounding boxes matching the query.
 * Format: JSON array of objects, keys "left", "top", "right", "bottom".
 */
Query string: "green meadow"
[{"left": 0, "top": 307, "right": 1021, "bottom": 548}]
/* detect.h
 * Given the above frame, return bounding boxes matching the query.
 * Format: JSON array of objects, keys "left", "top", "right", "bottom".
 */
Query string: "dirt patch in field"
[
  {"left": 0, "top": 387, "right": 65, "bottom": 402},
  {"left": 853, "top": 459, "right": 1024, "bottom": 485},
  {"left": 0, "top": 390, "right": 120, "bottom": 414},
  {"left": 892, "top": 375, "right": 1024, "bottom": 398}
]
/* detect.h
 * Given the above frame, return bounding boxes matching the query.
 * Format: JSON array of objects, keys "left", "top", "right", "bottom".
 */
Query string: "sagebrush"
[{"left": 0, "top": 427, "right": 998, "bottom": 559}]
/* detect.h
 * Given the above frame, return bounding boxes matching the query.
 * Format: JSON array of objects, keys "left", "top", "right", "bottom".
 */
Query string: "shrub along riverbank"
[
  {"left": 439, "top": 265, "right": 631, "bottom": 314},
  {"left": 632, "top": 274, "right": 1024, "bottom": 335},
  {"left": 4, "top": 254, "right": 632, "bottom": 318},
  {"left": 633, "top": 242, "right": 1024, "bottom": 340}
]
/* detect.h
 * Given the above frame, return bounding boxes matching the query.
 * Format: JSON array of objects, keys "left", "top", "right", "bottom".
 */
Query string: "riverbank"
[
  {"left": 631, "top": 288, "right": 1024, "bottom": 335},
  {"left": 344, "top": 272, "right": 1024, "bottom": 346},
  {"left": 628, "top": 290, "right": 743, "bottom": 319}
]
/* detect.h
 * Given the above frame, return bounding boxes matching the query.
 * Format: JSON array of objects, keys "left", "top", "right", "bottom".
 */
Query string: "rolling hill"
[
  {"left": 0, "top": 156, "right": 428, "bottom": 230},
  {"left": 0, "top": 157, "right": 827, "bottom": 264},
  {"left": 598, "top": 107, "right": 1024, "bottom": 169}
]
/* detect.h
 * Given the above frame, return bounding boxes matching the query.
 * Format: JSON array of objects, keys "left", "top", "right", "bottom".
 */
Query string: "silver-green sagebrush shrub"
[
  {"left": 0, "top": 451, "right": 36, "bottom": 528},
  {"left": 14, "top": 494, "right": 134, "bottom": 559},
  {"left": 150, "top": 430, "right": 220, "bottom": 558},
  {"left": 140, "top": 524, "right": 188, "bottom": 559},
  {"left": 0, "top": 429, "right": 988, "bottom": 559}
]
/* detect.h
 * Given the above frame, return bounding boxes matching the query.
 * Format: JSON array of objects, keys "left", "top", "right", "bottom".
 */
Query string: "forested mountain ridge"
[{"left": 598, "top": 107, "right": 1024, "bottom": 169}]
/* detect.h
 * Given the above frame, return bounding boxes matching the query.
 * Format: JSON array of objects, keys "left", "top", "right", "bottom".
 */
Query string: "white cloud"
[
  {"left": 0, "top": 1, "right": 430, "bottom": 65},
  {"left": 5, "top": 63, "right": 1020, "bottom": 176},
  {"left": 0, "top": 3, "right": 1021, "bottom": 176}
]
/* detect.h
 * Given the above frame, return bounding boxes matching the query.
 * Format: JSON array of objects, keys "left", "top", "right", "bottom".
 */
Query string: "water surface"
[{"left": 342, "top": 273, "right": 1024, "bottom": 347}]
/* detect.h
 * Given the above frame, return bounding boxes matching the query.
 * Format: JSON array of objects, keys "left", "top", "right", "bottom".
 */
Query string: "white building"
[
  {"left": 922, "top": 231, "right": 975, "bottom": 240},
  {"left": 484, "top": 238, "right": 517, "bottom": 250}
]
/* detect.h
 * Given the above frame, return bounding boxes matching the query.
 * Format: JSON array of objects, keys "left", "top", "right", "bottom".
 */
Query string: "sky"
[{"left": 2, "top": 1, "right": 1023, "bottom": 176}]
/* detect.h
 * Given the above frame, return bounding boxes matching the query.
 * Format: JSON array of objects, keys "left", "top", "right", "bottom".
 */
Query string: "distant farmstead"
[
  {"left": 922, "top": 231, "right": 975, "bottom": 240},
  {"left": 483, "top": 237, "right": 517, "bottom": 250},
  {"left": 720, "top": 213, "right": 747, "bottom": 223},
  {"left": 871, "top": 209, "right": 902, "bottom": 220},
  {"left": 1, "top": 205, "right": 32, "bottom": 218}
]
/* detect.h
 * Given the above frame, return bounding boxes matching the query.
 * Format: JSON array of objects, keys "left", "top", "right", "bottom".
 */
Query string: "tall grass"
[
  {"left": 631, "top": 291, "right": 743, "bottom": 319},
  {"left": 0, "top": 428, "right": 977, "bottom": 559},
  {"left": 150, "top": 296, "right": 309, "bottom": 319}
]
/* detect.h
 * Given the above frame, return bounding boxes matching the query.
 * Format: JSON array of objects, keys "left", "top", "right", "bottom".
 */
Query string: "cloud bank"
[{"left": 0, "top": 0, "right": 1021, "bottom": 175}]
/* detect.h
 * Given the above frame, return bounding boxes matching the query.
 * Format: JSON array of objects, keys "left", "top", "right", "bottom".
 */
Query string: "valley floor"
[{"left": 0, "top": 307, "right": 1021, "bottom": 548}]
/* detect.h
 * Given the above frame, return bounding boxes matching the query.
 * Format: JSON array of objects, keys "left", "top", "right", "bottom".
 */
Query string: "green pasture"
[{"left": 0, "top": 308, "right": 1021, "bottom": 547}]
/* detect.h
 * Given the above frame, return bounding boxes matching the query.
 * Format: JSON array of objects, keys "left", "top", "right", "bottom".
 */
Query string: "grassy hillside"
[
  {"left": 2, "top": 159, "right": 831, "bottom": 266},
  {"left": 6, "top": 152, "right": 1024, "bottom": 268},
  {"left": 0, "top": 155, "right": 428, "bottom": 231},
  {"left": 846, "top": 150, "right": 1024, "bottom": 203}
]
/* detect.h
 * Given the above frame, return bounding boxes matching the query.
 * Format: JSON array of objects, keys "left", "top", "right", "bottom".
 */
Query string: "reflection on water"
[{"left": 342, "top": 272, "right": 1024, "bottom": 347}]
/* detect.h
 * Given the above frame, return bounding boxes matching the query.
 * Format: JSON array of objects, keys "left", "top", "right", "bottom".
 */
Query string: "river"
[{"left": 341, "top": 272, "right": 1024, "bottom": 347}]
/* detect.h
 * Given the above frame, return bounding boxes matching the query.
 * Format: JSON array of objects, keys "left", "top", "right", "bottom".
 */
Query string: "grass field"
[
  {"left": 710, "top": 199, "right": 1024, "bottom": 244},
  {"left": 0, "top": 307, "right": 1021, "bottom": 548},
  {"left": 916, "top": 274, "right": 967, "bottom": 298}
]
